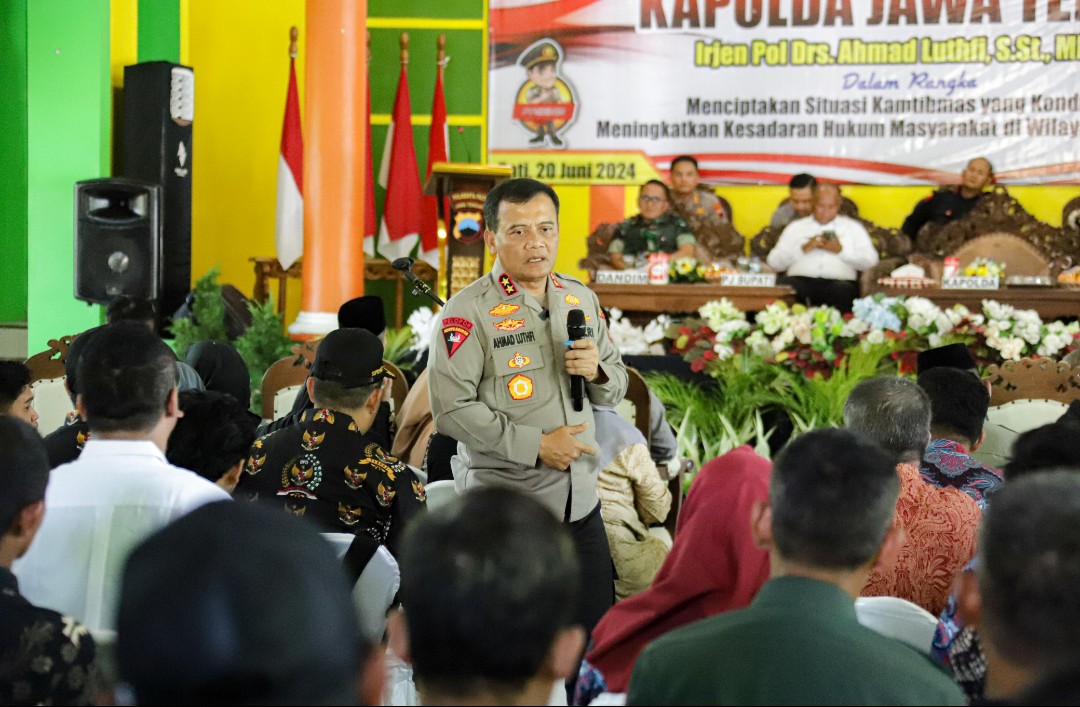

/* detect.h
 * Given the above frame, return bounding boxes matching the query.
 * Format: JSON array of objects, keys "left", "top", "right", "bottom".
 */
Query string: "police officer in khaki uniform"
[{"left": 428, "top": 178, "right": 628, "bottom": 646}]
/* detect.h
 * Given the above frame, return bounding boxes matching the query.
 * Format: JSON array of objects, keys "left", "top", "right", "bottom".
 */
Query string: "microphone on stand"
[
  {"left": 392, "top": 257, "right": 445, "bottom": 307},
  {"left": 566, "top": 309, "right": 587, "bottom": 412}
]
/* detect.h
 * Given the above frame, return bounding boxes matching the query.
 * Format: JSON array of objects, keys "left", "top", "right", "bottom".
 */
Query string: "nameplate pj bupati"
[{"left": 719, "top": 273, "right": 777, "bottom": 287}]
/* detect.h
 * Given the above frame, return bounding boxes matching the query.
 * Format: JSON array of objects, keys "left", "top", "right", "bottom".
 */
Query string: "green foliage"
[
  {"left": 234, "top": 298, "right": 294, "bottom": 409},
  {"left": 170, "top": 268, "right": 228, "bottom": 358},
  {"left": 382, "top": 326, "right": 416, "bottom": 367}
]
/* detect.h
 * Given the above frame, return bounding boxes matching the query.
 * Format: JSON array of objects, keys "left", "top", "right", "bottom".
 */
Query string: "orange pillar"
[{"left": 290, "top": 0, "right": 367, "bottom": 336}]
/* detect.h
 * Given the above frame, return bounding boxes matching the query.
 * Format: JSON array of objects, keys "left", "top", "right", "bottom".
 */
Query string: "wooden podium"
[{"left": 423, "top": 162, "right": 512, "bottom": 299}]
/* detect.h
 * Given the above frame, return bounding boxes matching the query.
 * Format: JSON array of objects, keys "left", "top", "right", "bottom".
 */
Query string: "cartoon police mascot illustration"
[{"left": 513, "top": 39, "right": 576, "bottom": 148}]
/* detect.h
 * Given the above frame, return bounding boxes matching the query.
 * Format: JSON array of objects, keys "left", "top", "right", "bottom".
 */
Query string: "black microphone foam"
[
  {"left": 391, "top": 257, "right": 415, "bottom": 272},
  {"left": 566, "top": 309, "right": 587, "bottom": 412}
]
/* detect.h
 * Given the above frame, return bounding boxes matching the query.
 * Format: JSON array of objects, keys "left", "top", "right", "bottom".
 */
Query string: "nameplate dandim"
[
  {"left": 719, "top": 273, "right": 778, "bottom": 287},
  {"left": 941, "top": 276, "right": 1000, "bottom": 290},
  {"left": 594, "top": 270, "right": 650, "bottom": 285}
]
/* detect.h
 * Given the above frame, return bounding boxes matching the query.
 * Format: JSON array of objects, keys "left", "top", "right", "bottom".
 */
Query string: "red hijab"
[{"left": 585, "top": 445, "right": 772, "bottom": 692}]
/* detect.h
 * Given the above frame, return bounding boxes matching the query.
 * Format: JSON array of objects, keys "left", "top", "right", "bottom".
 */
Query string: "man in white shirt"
[
  {"left": 766, "top": 183, "right": 879, "bottom": 312},
  {"left": 14, "top": 322, "right": 230, "bottom": 632}
]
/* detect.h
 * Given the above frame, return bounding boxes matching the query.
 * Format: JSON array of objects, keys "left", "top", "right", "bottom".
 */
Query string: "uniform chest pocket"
[{"left": 492, "top": 343, "right": 546, "bottom": 408}]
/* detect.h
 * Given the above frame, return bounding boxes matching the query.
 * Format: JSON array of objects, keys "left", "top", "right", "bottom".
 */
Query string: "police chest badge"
[
  {"left": 442, "top": 317, "right": 474, "bottom": 358},
  {"left": 489, "top": 302, "right": 520, "bottom": 317},
  {"left": 564, "top": 293, "right": 581, "bottom": 306},
  {"left": 508, "top": 351, "right": 531, "bottom": 369},
  {"left": 508, "top": 374, "right": 534, "bottom": 401},
  {"left": 494, "top": 318, "right": 526, "bottom": 332}
]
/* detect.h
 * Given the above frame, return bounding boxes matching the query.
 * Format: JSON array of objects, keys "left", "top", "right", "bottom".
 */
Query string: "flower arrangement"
[
  {"left": 963, "top": 257, "right": 1006, "bottom": 278},
  {"left": 668, "top": 257, "right": 706, "bottom": 283},
  {"left": 606, "top": 308, "right": 669, "bottom": 355}
]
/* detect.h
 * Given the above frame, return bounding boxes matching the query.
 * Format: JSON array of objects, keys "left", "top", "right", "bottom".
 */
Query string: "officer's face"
[
  {"left": 486, "top": 194, "right": 559, "bottom": 288},
  {"left": 528, "top": 63, "right": 557, "bottom": 90},
  {"left": 961, "top": 158, "right": 992, "bottom": 192},
  {"left": 789, "top": 186, "right": 814, "bottom": 217},
  {"left": 670, "top": 161, "right": 699, "bottom": 196},
  {"left": 638, "top": 183, "right": 669, "bottom": 221}
]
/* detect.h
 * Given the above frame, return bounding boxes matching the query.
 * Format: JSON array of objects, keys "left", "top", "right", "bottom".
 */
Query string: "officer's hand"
[
  {"left": 539, "top": 423, "right": 598, "bottom": 471},
  {"left": 566, "top": 339, "right": 602, "bottom": 382},
  {"left": 802, "top": 236, "right": 824, "bottom": 252}
]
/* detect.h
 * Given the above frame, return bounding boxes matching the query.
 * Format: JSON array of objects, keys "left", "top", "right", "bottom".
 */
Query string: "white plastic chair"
[
  {"left": 423, "top": 479, "right": 459, "bottom": 511},
  {"left": 273, "top": 384, "right": 303, "bottom": 421},
  {"left": 30, "top": 377, "right": 72, "bottom": 436},
  {"left": 973, "top": 398, "right": 1070, "bottom": 469},
  {"left": 320, "top": 533, "right": 401, "bottom": 642},
  {"left": 854, "top": 596, "right": 938, "bottom": 654}
]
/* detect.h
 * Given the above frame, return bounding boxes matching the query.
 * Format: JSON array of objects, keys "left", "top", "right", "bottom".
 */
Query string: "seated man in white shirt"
[
  {"left": 13, "top": 322, "right": 230, "bottom": 632},
  {"left": 766, "top": 183, "right": 879, "bottom": 313}
]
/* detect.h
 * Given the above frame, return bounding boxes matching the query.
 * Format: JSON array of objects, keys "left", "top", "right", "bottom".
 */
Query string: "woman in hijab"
[
  {"left": 184, "top": 341, "right": 252, "bottom": 411},
  {"left": 576, "top": 445, "right": 772, "bottom": 703}
]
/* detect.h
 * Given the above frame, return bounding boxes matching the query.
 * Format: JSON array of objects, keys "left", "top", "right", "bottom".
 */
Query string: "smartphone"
[{"left": 821, "top": 230, "right": 837, "bottom": 241}]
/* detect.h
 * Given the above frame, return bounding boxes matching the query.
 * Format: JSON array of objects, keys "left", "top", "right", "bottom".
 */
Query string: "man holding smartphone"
[{"left": 766, "top": 183, "right": 878, "bottom": 312}]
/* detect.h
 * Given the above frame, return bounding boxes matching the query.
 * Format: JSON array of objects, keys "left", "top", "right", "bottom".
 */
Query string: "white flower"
[
  {"left": 406, "top": 307, "right": 436, "bottom": 352},
  {"left": 755, "top": 302, "right": 792, "bottom": 335},
  {"left": 771, "top": 329, "right": 795, "bottom": 353},
  {"left": 791, "top": 314, "right": 813, "bottom": 345},
  {"left": 928, "top": 333, "right": 943, "bottom": 348},
  {"left": 712, "top": 341, "right": 735, "bottom": 360},
  {"left": 642, "top": 317, "right": 668, "bottom": 345},
  {"left": 842, "top": 317, "right": 870, "bottom": 337},
  {"left": 983, "top": 300, "right": 1015, "bottom": 322},
  {"left": 865, "top": 329, "right": 886, "bottom": 345},
  {"left": 745, "top": 330, "right": 773, "bottom": 357},
  {"left": 699, "top": 298, "right": 745, "bottom": 331}
]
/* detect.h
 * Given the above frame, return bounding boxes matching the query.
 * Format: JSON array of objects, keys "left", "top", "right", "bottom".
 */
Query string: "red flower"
[
  {"left": 690, "top": 357, "right": 707, "bottom": 373},
  {"left": 678, "top": 326, "right": 692, "bottom": 336},
  {"left": 702, "top": 349, "right": 718, "bottom": 361}
]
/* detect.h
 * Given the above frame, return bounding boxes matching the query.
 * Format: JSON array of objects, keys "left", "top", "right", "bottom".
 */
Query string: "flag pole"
[{"left": 435, "top": 34, "right": 449, "bottom": 304}]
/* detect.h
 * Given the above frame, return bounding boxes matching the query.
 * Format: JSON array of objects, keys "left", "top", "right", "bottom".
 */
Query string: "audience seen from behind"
[
  {"left": 581, "top": 445, "right": 771, "bottom": 703},
  {"left": 106, "top": 295, "right": 205, "bottom": 392},
  {"left": 766, "top": 182, "right": 879, "bottom": 313},
  {"left": 12, "top": 322, "right": 231, "bottom": 632},
  {"left": 236, "top": 328, "right": 425, "bottom": 555},
  {"left": 917, "top": 366, "right": 1003, "bottom": 509},
  {"left": 167, "top": 390, "right": 259, "bottom": 493},
  {"left": 592, "top": 405, "right": 671, "bottom": 600},
  {"left": 0, "top": 417, "right": 100, "bottom": 706},
  {"left": 0, "top": 360, "right": 37, "bottom": 429},
  {"left": 389, "top": 488, "right": 583, "bottom": 706},
  {"left": 40, "top": 327, "right": 101, "bottom": 468},
  {"left": 183, "top": 340, "right": 255, "bottom": 413},
  {"left": 117, "top": 500, "right": 383, "bottom": 706},
  {"left": 952, "top": 470, "right": 1080, "bottom": 703},
  {"left": 627, "top": 429, "right": 965, "bottom": 705},
  {"left": 843, "top": 376, "right": 980, "bottom": 615}
]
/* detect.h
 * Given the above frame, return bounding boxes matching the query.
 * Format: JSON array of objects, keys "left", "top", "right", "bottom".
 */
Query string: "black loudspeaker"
[
  {"left": 119, "top": 61, "right": 194, "bottom": 323},
  {"left": 74, "top": 179, "right": 162, "bottom": 304}
]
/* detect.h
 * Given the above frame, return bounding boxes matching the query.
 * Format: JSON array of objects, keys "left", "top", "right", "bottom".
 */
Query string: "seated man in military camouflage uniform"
[
  {"left": 237, "top": 328, "right": 425, "bottom": 555},
  {"left": 608, "top": 180, "right": 696, "bottom": 270}
]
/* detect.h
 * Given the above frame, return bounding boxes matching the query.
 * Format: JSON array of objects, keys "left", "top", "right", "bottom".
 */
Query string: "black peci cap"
[{"left": 310, "top": 328, "right": 395, "bottom": 389}]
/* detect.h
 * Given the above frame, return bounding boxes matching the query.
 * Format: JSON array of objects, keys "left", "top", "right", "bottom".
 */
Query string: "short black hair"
[
  {"left": 310, "top": 378, "right": 379, "bottom": 412},
  {"left": 483, "top": 178, "right": 560, "bottom": 234},
  {"left": 789, "top": 173, "right": 816, "bottom": 189},
  {"left": 167, "top": 391, "right": 258, "bottom": 483},
  {"left": 78, "top": 322, "right": 178, "bottom": 433},
  {"left": 0, "top": 360, "right": 31, "bottom": 413},
  {"left": 980, "top": 470, "right": 1080, "bottom": 668},
  {"left": 64, "top": 327, "right": 104, "bottom": 403},
  {"left": 399, "top": 488, "right": 580, "bottom": 698},
  {"left": 918, "top": 367, "right": 990, "bottom": 445},
  {"left": 0, "top": 417, "right": 50, "bottom": 533},
  {"left": 639, "top": 179, "right": 672, "bottom": 202},
  {"left": 1006, "top": 423, "right": 1080, "bottom": 479},
  {"left": 106, "top": 295, "right": 157, "bottom": 327},
  {"left": 770, "top": 428, "right": 899, "bottom": 570},
  {"left": 844, "top": 377, "right": 931, "bottom": 462},
  {"left": 670, "top": 155, "right": 699, "bottom": 171}
]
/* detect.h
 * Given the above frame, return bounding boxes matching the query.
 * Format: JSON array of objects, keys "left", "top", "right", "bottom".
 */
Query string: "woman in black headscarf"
[{"left": 184, "top": 341, "right": 252, "bottom": 411}]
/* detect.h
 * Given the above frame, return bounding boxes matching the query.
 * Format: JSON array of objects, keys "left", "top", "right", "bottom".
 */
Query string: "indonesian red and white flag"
[
  {"left": 419, "top": 62, "right": 449, "bottom": 268},
  {"left": 377, "top": 63, "right": 423, "bottom": 262},
  {"left": 274, "top": 54, "right": 303, "bottom": 270},
  {"left": 362, "top": 64, "right": 377, "bottom": 257}
]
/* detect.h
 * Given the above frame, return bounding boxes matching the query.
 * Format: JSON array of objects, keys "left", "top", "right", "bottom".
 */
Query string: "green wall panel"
[
  {"left": 0, "top": 0, "right": 29, "bottom": 323},
  {"left": 368, "top": 0, "right": 483, "bottom": 20},
  {"left": 369, "top": 28, "right": 483, "bottom": 115},
  {"left": 137, "top": 0, "right": 180, "bottom": 63},
  {"left": 26, "top": 0, "right": 111, "bottom": 350}
]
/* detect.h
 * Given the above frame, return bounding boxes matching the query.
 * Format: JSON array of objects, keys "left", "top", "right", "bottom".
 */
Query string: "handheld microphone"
[
  {"left": 566, "top": 309, "right": 587, "bottom": 412},
  {"left": 392, "top": 256, "right": 446, "bottom": 307}
]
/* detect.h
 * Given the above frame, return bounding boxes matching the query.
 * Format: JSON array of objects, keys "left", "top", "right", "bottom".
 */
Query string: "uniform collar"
[
  {"left": 752, "top": 576, "right": 858, "bottom": 621},
  {"left": 79, "top": 438, "right": 168, "bottom": 461}
]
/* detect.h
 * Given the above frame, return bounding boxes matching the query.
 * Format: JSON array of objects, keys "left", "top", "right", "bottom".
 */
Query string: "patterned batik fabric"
[
  {"left": 0, "top": 568, "right": 99, "bottom": 706},
  {"left": 920, "top": 438, "right": 1004, "bottom": 510}
]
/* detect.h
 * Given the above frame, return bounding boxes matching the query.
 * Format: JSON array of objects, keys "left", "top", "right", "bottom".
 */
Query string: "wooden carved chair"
[
  {"left": 1063, "top": 195, "right": 1080, "bottom": 233},
  {"left": 260, "top": 339, "right": 321, "bottom": 420},
  {"left": 985, "top": 358, "right": 1080, "bottom": 406},
  {"left": 25, "top": 335, "right": 77, "bottom": 436}
]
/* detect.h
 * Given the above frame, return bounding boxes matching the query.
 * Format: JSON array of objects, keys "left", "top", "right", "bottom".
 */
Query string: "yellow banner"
[{"left": 490, "top": 151, "right": 663, "bottom": 185}]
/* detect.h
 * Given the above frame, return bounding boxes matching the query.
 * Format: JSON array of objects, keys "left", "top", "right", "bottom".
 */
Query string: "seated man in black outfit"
[
  {"left": 902, "top": 157, "right": 993, "bottom": 238},
  {"left": 237, "top": 328, "right": 425, "bottom": 554}
]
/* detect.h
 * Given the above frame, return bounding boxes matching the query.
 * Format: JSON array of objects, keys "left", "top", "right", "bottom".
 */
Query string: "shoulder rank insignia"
[
  {"left": 550, "top": 273, "right": 564, "bottom": 289},
  {"left": 489, "top": 302, "right": 521, "bottom": 317},
  {"left": 508, "top": 374, "right": 534, "bottom": 401},
  {"left": 442, "top": 316, "right": 474, "bottom": 358},
  {"left": 498, "top": 273, "right": 518, "bottom": 296},
  {"left": 564, "top": 293, "right": 581, "bottom": 306},
  {"left": 494, "top": 317, "right": 526, "bottom": 332},
  {"left": 508, "top": 351, "right": 531, "bottom": 369},
  {"left": 338, "top": 502, "right": 362, "bottom": 526}
]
